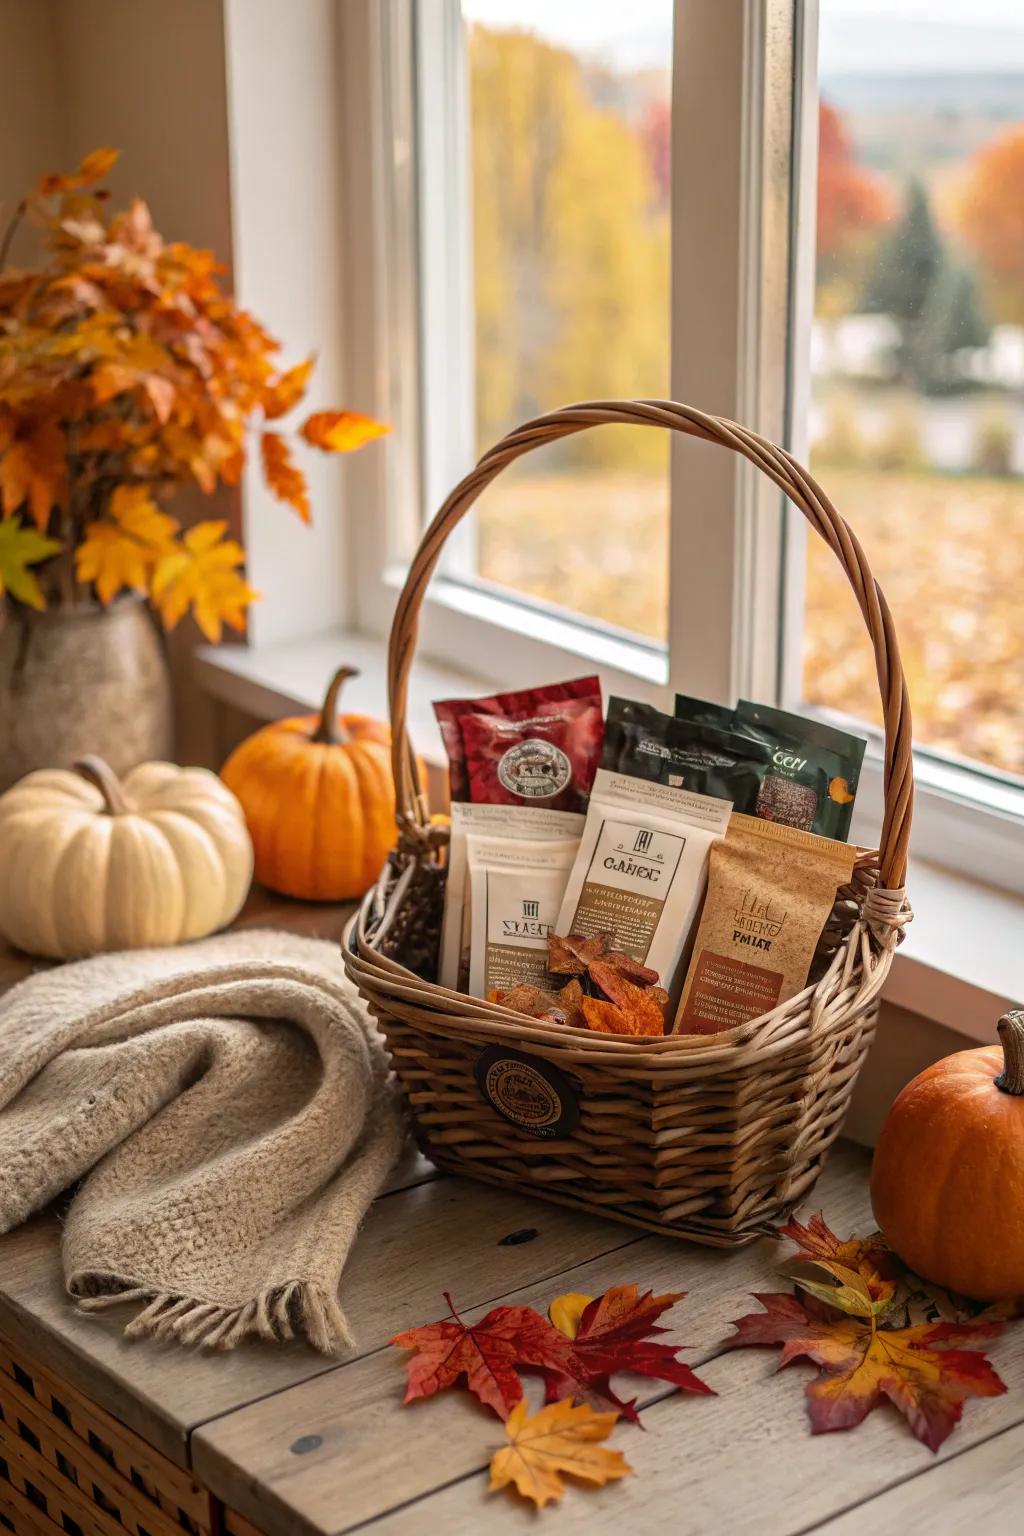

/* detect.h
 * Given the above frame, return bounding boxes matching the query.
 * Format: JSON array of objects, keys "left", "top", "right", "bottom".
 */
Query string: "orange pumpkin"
[
  {"left": 221, "top": 665, "right": 401, "bottom": 901},
  {"left": 871, "top": 1010, "right": 1024, "bottom": 1301}
]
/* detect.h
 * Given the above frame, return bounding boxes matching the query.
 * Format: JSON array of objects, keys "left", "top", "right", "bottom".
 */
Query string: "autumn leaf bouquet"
[{"left": 0, "top": 149, "right": 386, "bottom": 639}]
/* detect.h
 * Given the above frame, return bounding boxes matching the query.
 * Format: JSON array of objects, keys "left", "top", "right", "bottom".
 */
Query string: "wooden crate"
[{"left": 0, "top": 1329, "right": 236, "bottom": 1536}]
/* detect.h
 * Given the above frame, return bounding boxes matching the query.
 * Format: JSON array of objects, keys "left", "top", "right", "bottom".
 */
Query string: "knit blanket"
[{"left": 0, "top": 929, "right": 405, "bottom": 1353}]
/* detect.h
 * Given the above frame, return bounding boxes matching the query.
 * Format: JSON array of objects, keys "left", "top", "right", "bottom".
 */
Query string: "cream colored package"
[
  {"left": 555, "top": 767, "right": 732, "bottom": 1001},
  {"left": 466, "top": 835, "right": 579, "bottom": 999},
  {"left": 439, "top": 803, "right": 585, "bottom": 992}
]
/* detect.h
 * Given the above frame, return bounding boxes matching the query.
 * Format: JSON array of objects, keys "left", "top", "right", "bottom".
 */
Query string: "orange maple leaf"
[
  {"left": 300, "top": 409, "right": 389, "bottom": 453},
  {"left": 488, "top": 1398, "right": 630, "bottom": 1510},
  {"left": 260, "top": 431, "right": 310, "bottom": 523},
  {"left": 0, "top": 418, "right": 67, "bottom": 528},
  {"left": 263, "top": 356, "right": 314, "bottom": 421},
  {"left": 36, "top": 148, "right": 118, "bottom": 197},
  {"left": 726, "top": 1291, "right": 1005, "bottom": 1452}
]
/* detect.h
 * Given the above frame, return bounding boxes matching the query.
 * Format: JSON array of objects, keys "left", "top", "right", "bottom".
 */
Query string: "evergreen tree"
[
  {"left": 864, "top": 176, "right": 944, "bottom": 323},
  {"left": 909, "top": 260, "right": 990, "bottom": 392}
]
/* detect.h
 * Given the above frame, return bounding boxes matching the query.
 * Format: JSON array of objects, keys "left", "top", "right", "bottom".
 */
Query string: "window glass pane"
[
  {"left": 461, "top": 0, "right": 672, "bottom": 643},
  {"left": 806, "top": 0, "right": 1024, "bottom": 782}
]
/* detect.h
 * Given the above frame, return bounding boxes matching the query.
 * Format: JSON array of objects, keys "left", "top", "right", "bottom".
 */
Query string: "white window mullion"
[{"left": 668, "top": 0, "right": 796, "bottom": 707}]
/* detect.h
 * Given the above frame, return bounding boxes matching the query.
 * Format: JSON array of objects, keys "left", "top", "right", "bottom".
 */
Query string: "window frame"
[{"left": 337, "top": 0, "right": 1024, "bottom": 896}]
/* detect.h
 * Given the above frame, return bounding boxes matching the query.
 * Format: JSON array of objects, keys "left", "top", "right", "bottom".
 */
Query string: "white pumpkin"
[{"left": 0, "top": 756, "right": 254, "bottom": 958}]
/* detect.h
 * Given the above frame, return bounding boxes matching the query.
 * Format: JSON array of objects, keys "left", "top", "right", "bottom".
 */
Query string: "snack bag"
[{"left": 434, "top": 676, "right": 603, "bottom": 812}]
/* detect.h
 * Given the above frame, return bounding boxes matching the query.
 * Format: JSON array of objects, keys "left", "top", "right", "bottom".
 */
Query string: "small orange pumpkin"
[
  {"left": 221, "top": 665, "right": 400, "bottom": 901},
  {"left": 871, "top": 1010, "right": 1024, "bottom": 1301}
]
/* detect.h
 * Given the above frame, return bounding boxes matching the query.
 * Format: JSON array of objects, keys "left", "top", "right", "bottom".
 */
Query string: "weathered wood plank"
[
  {"left": 810, "top": 1423, "right": 1024, "bottom": 1534},
  {"left": 334, "top": 1330, "right": 1024, "bottom": 1536},
  {"left": 0, "top": 1174, "right": 629, "bottom": 1470},
  {"left": 192, "top": 1146, "right": 946, "bottom": 1536}
]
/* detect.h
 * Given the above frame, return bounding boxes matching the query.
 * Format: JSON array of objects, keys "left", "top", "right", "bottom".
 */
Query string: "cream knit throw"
[{"left": 0, "top": 929, "right": 404, "bottom": 1353}]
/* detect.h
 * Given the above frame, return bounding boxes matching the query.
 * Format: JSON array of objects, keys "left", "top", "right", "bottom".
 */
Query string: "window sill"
[{"left": 196, "top": 628, "right": 1021, "bottom": 1045}]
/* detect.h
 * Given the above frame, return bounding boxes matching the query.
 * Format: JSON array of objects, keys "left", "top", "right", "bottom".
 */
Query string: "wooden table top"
[{"left": 2, "top": 893, "right": 1022, "bottom": 1535}]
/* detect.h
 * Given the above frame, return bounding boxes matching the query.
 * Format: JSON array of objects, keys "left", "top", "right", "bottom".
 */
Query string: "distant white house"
[
  {"left": 813, "top": 313, "right": 1024, "bottom": 392},
  {"left": 811, "top": 315, "right": 901, "bottom": 381}
]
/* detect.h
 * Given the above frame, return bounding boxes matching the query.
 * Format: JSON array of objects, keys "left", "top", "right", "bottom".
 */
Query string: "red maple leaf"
[
  {"left": 727, "top": 1291, "right": 1005, "bottom": 1451},
  {"left": 545, "top": 1284, "right": 715, "bottom": 1421},
  {"left": 390, "top": 1293, "right": 574, "bottom": 1420}
]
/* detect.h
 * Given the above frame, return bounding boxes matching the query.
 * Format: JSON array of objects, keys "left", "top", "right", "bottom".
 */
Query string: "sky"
[{"left": 461, "top": 0, "right": 1024, "bottom": 75}]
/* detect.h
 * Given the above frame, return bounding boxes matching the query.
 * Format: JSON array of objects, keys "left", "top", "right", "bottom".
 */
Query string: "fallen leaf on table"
[
  {"left": 546, "top": 1283, "right": 715, "bottom": 1420},
  {"left": 390, "top": 1293, "right": 574, "bottom": 1420},
  {"left": 726, "top": 1290, "right": 1005, "bottom": 1451},
  {"left": 778, "top": 1213, "right": 897, "bottom": 1312},
  {"left": 489, "top": 1397, "right": 630, "bottom": 1509}
]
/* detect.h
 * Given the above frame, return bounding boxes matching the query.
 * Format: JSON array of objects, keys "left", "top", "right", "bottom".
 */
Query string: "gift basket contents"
[
  {"left": 437, "top": 680, "right": 866, "bottom": 1039},
  {"left": 343, "top": 398, "right": 914, "bottom": 1246}
]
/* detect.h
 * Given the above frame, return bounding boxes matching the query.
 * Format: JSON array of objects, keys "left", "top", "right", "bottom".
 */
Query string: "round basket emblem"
[
  {"left": 474, "top": 1046, "right": 580, "bottom": 1138},
  {"left": 497, "top": 738, "right": 571, "bottom": 800}
]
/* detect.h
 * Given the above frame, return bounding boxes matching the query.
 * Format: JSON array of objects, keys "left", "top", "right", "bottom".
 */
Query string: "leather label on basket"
[{"left": 474, "top": 1046, "right": 581, "bottom": 1138}]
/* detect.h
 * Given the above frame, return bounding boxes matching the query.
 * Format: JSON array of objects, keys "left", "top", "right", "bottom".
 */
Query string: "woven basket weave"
[{"left": 342, "top": 399, "right": 914, "bottom": 1246}]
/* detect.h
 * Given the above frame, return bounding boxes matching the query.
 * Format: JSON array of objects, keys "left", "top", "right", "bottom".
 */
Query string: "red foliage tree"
[{"left": 817, "top": 101, "right": 889, "bottom": 258}]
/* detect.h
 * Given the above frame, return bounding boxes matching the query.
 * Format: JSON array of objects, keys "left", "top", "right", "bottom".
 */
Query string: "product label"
[
  {"left": 484, "top": 878, "right": 563, "bottom": 993},
  {"left": 474, "top": 1046, "right": 581, "bottom": 1137},
  {"left": 497, "top": 738, "right": 572, "bottom": 800},
  {"left": 569, "top": 817, "right": 686, "bottom": 961},
  {"left": 676, "top": 949, "right": 784, "bottom": 1034}
]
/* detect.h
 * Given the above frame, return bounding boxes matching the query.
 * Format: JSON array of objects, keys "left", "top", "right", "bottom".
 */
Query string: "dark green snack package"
[
  {"left": 674, "top": 694, "right": 866, "bottom": 840},
  {"left": 601, "top": 697, "right": 769, "bottom": 808}
]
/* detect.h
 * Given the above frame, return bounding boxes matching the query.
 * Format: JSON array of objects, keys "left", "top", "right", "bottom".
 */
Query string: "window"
[
  {"left": 340, "top": 0, "right": 1024, "bottom": 893},
  {"left": 801, "top": 0, "right": 1024, "bottom": 791},
  {"left": 461, "top": 1, "right": 673, "bottom": 644}
]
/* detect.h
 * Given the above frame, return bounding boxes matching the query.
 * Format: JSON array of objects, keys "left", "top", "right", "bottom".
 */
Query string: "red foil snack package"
[{"left": 434, "top": 677, "right": 603, "bottom": 813}]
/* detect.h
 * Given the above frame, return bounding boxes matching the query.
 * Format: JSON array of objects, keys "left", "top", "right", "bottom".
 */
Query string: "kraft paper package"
[
  {"left": 466, "top": 835, "right": 578, "bottom": 999},
  {"left": 673, "top": 694, "right": 866, "bottom": 840},
  {"left": 674, "top": 812, "right": 858, "bottom": 1036}
]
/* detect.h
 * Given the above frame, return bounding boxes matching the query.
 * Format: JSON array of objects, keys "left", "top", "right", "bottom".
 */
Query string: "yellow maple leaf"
[
  {"left": 263, "top": 355, "right": 314, "bottom": 421},
  {"left": 488, "top": 1398, "right": 630, "bottom": 1510},
  {"left": 260, "top": 431, "right": 310, "bottom": 522},
  {"left": 151, "top": 519, "right": 259, "bottom": 642},
  {"left": 0, "top": 518, "right": 62, "bottom": 609},
  {"left": 299, "top": 410, "right": 390, "bottom": 453},
  {"left": 548, "top": 1293, "right": 594, "bottom": 1341},
  {"left": 75, "top": 485, "right": 180, "bottom": 605}
]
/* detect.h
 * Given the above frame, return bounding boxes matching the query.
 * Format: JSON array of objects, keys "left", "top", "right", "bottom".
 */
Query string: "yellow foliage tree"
[{"left": 469, "top": 27, "right": 669, "bottom": 472}]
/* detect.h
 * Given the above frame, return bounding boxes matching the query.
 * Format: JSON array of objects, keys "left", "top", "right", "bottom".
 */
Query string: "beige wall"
[{"left": 845, "top": 1002, "right": 971, "bottom": 1148}]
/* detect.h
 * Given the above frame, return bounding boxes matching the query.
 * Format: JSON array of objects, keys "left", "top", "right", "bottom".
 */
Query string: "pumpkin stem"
[
  {"left": 995, "top": 1011, "right": 1024, "bottom": 1096},
  {"left": 312, "top": 665, "right": 359, "bottom": 745},
  {"left": 74, "top": 755, "right": 133, "bottom": 816}
]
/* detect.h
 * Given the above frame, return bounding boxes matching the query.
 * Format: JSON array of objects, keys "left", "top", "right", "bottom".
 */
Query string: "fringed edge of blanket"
[{"left": 68, "top": 1275, "right": 353, "bottom": 1353}]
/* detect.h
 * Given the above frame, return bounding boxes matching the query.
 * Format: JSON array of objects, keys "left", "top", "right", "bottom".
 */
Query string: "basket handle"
[{"left": 387, "top": 399, "right": 914, "bottom": 891}]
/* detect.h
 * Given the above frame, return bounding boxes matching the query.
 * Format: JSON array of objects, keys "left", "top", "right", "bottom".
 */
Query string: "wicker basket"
[{"left": 343, "top": 399, "right": 914, "bottom": 1246}]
